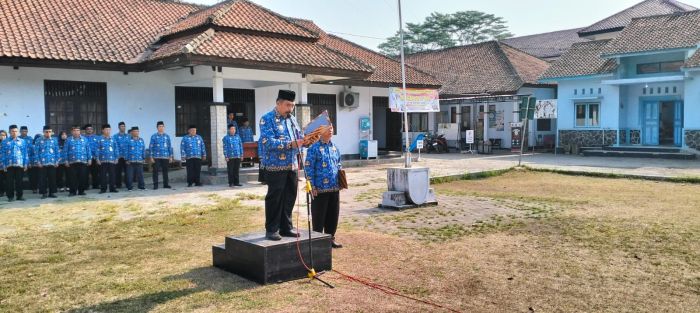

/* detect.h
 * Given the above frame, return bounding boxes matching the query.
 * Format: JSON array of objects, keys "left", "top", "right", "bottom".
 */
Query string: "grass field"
[{"left": 1, "top": 170, "right": 698, "bottom": 312}]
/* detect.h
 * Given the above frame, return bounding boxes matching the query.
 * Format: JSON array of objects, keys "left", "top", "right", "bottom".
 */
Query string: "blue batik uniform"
[
  {"left": 239, "top": 126, "right": 254, "bottom": 143},
  {"left": 149, "top": 133, "right": 173, "bottom": 159},
  {"left": 126, "top": 137, "right": 146, "bottom": 163},
  {"left": 64, "top": 136, "right": 92, "bottom": 164},
  {"left": 34, "top": 137, "right": 60, "bottom": 167},
  {"left": 96, "top": 136, "right": 119, "bottom": 163},
  {"left": 1, "top": 138, "right": 30, "bottom": 168},
  {"left": 85, "top": 134, "right": 100, "bottom": 159},
  {"left": 305, "top": 140, "right": 342, "bottom": 193},
  {"left": 113, "top": 132, "right": 130, "bottom": 159},
  {"left": 223, "top": 134, "right": 243, "bottom": 159},
  {"left": 259, "top": 109, "right": 301, "bottom": 172},
  {"left": 19, "top": 135, "right": 34, "bottom": 166},
  {"left": 180, "top": 134, "right": 206, "bottom": 159}
]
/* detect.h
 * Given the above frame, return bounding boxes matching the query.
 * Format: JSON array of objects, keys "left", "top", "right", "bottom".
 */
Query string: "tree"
[{"left": 378, "top": 10, "right": 513, "bottom": 56}]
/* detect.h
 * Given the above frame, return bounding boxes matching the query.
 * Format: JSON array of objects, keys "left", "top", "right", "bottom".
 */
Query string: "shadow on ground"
[{"left": 65, "top": 267, "right": 258, "bottom": 313}]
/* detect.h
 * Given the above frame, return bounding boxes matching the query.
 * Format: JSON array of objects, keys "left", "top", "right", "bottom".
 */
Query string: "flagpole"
[{"left": 398, "top": 0, "right": 411, "bottom": 168}]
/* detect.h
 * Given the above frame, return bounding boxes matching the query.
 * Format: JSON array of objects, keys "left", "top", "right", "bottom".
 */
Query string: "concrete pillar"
[
  {"left": 295, "top": 82, "right": 311, "bottom": 127},
  {"left": 483, "top": 102, "right": 489, "bottom": 143},
  {"left": 209, "top": 73, "right": 227, "bottom": 174}
]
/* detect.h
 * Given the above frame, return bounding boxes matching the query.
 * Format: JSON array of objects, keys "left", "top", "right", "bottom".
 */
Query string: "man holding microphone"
[{"left": 259, "top": 90, "right": 304, "bottom": 241}]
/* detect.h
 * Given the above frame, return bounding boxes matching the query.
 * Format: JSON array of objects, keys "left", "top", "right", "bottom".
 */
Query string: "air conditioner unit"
[{"left": 339, "top": 92, "right": 360, "bottom": 108}]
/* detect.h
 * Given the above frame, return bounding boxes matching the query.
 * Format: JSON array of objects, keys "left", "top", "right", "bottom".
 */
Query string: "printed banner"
[
  {"left": 389, "top": 88, "right": 440, "bottom": 112},
  {"left": 535, "top": 99, "right": 557, "bottom": 119}
]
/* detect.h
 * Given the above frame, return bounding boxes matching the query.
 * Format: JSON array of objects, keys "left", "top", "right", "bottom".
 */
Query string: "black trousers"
[
  {"left": 67, "top": 162, "right": 88, "bottom": 194},
  {"left": 185, "top": 158, "right": 202, "bottom": 186},
  {"left": 126, "top": 163, "right": 145, "bottom": 190},
  {"left": 89, "top": 159, "right": 99, "bottom": 188},
  {"left": 29, "top": 166, "right": 39, "bottom": 191},
  {"left": 311, "top": 191, "right": 340, "bottom": 236},
  {"left": 56, "top": 164, "right": 67, "bottom": 189},
  {"left": 258, "top": 167, "right": 266, "bottom": 183},
  {"left": 99, "top": 162, "right": 117, "bottom": 191},
  {"left": 227, "top": 158, "right": 241, "bottom": 186},
  {"left": 5, "top": 167, "right": 24, "bottom": 200},
  {"left": 264, "top": 170, "right": 297, "bottom": 233},
  {"left": 152, "top": 158, "right": 170, "bottom": 188},
  {"left": 38, "top": 165, "right": 57, "bottom": 196},
  {"left": 115, "top": 158, "right": 127, "bottom": 188},
  {"left": 0, "top": 171, "right": 5, "bottom": 195}
]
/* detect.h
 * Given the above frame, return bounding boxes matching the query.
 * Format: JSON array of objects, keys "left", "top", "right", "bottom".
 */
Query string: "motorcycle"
[{"left": 425, "top": 132, "right": 449, "bottom": 153}]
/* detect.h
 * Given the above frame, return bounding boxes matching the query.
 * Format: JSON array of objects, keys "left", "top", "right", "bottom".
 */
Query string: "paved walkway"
[{"left": 2, "top": 153, "right": 698, "bottom": 214}]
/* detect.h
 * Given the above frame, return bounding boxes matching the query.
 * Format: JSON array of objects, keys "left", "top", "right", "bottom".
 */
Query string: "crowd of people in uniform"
[
  {"left": 0, "top": 117, "right": 256, "bottom": 202},
  {"left": 0, "top": 90, "right": 343, "bottom": 247}
]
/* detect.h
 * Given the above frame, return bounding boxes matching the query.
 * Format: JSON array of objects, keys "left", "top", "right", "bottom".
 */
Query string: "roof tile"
[
  {"left": 578, "top": 0, "right": 696, "bottom": 36},
  {"left": 601, "top": 10, "right": 700, "bottom": 56},
  {"left": 502, "top": 28, "right": 590, "bottom": 61},
  {"left": 540, "top": 40, "right": 618, "bottom": 80}
]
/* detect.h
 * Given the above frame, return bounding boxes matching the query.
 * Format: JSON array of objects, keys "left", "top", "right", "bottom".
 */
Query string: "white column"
[
  {"left": 210, "top": 72, "right": 227, "bottom": 173},
  {"left": 483, "top": 103, "right": 489, "bottom": 143},
  {"left": 295, "top": 82, "right": 311, "bottom": 127}
]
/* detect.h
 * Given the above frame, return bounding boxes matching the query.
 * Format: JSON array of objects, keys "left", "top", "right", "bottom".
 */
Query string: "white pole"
[{"left": 398, "top": 0, "right": 411, "bottom": 168}]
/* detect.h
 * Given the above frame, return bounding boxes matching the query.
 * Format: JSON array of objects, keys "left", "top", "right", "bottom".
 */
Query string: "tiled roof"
[
  {"left": 601, "top": 10, "right": 700, "bottom": 56},
  {"left": 578, "top": 0, "right": 696, "bottom": 37},
  {"left": 290, "top": 19, "right": 441, "bottom": 87},
  {"left": 162, "top": 0, "right": 316, "bottom": 39},
  {"left": 405, "top": 41, "right": 551, "bottom": 96},
  {"left": 686, "top": 50, "right": 700, "bottom": 68},
  {"left": 502, "top": 28, "right": 590, "bottom": 61},
  {"left": 540, "top": 40, "right": 618, "bottom": 80},
  {"left": 0, "top": 0, "right": 199, "bottom": 63},
  {"left": 147, "top": 29, "right": 374, "bottom": 75}
]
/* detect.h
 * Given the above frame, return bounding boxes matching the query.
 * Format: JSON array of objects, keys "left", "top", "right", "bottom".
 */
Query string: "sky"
[{"left": 187, "top": 0, "right": 700, "bottom": 51}]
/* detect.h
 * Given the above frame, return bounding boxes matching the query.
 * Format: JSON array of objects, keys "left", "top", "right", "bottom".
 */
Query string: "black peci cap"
[
  {"left": 188, "top": 125, "right": 197, "bottom": 130},
  {"left": 277, "top": 89, "right": 296, "bottom": 102},
  {"left": 118, "top": 121, "right": 126, "bottom": 126},
  {"left": 9, "top": 124, "right": 18, "bottom": 130},
  {"left": 43, "top": 125, "right": 51, "bottom": 131},
  {"left": 102, "top": 124, "right": 111, "bottom": 129},
  {"left": 20, "top": 126, "right": 28, "bottom": 131},
  {"left": 156, "top": 121, "right": 164, "bottom": 127}
]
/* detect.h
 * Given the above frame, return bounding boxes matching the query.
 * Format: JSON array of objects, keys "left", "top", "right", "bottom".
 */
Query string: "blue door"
[
  {"left": 642, "top": 101, "right": 659, "bottom": 145},
  {"left": 674, "top": 101, "right": 684, "bottom": 146}
]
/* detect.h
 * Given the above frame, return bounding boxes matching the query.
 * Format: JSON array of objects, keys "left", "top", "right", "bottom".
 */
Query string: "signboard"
[
  {"left": 417, "top": 140, "right": 424, "bottom": 149},
  {"left": 389, "top": 88, "right": 440, "bottom": 112},
  {"left": 465, "top": 130, "right": 474, "bottom": 144},
  {"left": 535, "top": 99, "right": 557, "bottom": 119},
  {"left": 511, "top": 125, "right": 523, "bottom": 153}
]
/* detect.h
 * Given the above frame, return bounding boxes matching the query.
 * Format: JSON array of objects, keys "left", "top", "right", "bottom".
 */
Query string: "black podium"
[{"left": 213, "top": 231, "right": 333, "bottom": 284}]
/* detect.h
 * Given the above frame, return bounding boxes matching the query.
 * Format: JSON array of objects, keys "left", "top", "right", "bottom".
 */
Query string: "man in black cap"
[
  {"left": 35, "top": 125, "right": 60, "bottom": 199},
  {"left": 148, "top": 121, "right": 173, "bottom": 189},
  {"left": 180, "top": 125, "right": 206, "bottom": 187},
  {"left": 84, "top": 124, "right": 100, "bottom": 189},
  {"left": 2, "top": 125, "right": 29, "bottom": 201},
  {"left": 18, "top": 126, "right": 37, "bottom": 193},
  {"left": 259, "top": 89, "right": 304, "bottom": 240},
  {"left": 113, "top": 122, "right": 129, "bottom": 189}
]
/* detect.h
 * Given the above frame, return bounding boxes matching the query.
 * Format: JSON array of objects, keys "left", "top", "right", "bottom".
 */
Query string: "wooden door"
[{"left": 642, "top": 101, "right": 659, "bottom": 145}]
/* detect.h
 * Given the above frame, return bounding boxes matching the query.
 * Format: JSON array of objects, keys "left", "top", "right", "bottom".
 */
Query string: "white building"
[{"left": 0, "top": 0, "right": 440, "bottom": 171}]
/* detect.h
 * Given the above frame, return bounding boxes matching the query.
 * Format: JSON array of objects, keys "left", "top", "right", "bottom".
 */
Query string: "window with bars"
[
  {"left": 175, "top": 87, "right": 213, "bottom": 137},
  {"left": 408, "top": 113, "right": 429, "bottom": 132},
  {"left": 308, "top": 93, "right": 337, "bottom": 134},
  {"left": 44, "top": 80, "right": 107, "bottom": 133}
]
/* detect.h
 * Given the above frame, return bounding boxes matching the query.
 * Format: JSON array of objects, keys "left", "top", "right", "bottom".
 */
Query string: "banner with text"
[{"left": 389, "top": 88, "right": 440, "bottom": 112}]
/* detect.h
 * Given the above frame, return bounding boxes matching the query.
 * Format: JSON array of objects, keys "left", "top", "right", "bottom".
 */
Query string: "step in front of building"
[{"left": 582, "top": 149, "right": 696, "bottom": 160}]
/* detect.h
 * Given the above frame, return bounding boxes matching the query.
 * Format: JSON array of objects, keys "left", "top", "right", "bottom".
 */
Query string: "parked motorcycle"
[{"left": 425, "top": 132, "right": 449, "bottom": 153}]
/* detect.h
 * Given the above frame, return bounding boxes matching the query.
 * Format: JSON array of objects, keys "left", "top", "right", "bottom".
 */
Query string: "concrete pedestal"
[
  {"left": 213, "top": 231, "right": 332, "bottom": 284},
  {"left": 381, "top": 167, "right": 437, "bottom": 209}
]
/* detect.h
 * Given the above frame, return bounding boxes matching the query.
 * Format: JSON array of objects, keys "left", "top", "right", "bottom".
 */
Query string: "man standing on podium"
[{"left": 260, "top": 90, "right": 304, "bottom": 241}]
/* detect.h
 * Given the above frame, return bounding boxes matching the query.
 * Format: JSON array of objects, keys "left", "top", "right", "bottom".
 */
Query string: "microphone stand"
[{"left": 290, "top": 116, "right": 334, "bottom": 289}]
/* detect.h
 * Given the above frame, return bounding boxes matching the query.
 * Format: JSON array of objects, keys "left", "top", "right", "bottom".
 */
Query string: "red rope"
[{"left": 332, "top": 269, "right": 463, "bottom": 313}]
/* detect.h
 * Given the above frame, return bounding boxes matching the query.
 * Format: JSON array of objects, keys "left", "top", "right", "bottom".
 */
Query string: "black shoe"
[
  {"left": 16, "top": 197, "right": 26, "bottom": 201},
  {"left": 332, "top": 241, "right": 343, "bottom": 249},
  {"left": 138, "top": 187, "right": 146, "bottom": 190},
  {"left": 48, "top": 194, "right": 57, "bottom": 198},
  {"left": 187, "top": 183, "right": 192, "bottom": 187},
  {"left": 41, "top": 195, "right": 48, "bottom": 199},
  {"left": 163, "top": 185, "right": 172, "bottom": 189},
  {"left": 235, "top": 184, "right": 243, "bottom": 187},
  {"left": 7, "top": 198, "right": 14, "bottom": 202},
  {"left": 99, "top": 190, "right": 107, "bottom": 194},
  {"left": 68, "top": 193, "right": 76, "bottom": 197},
  {"left": 153, "top": 186, "right": 158, "bottom": 190},
  {"left": 280, "top": 230, "right": 298, "bottom": 237},
  {"left": 78, "top": 192, "right": 86, "bottom": 196},
  {"left": 110, "top": 189, "right": 119, "bottom": 193},
  {"left": 195, "top": 183, "right": 203, "bottom": 187},
  {"left": 266, "top": 232, "right": 282, "bottom": 241}
]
